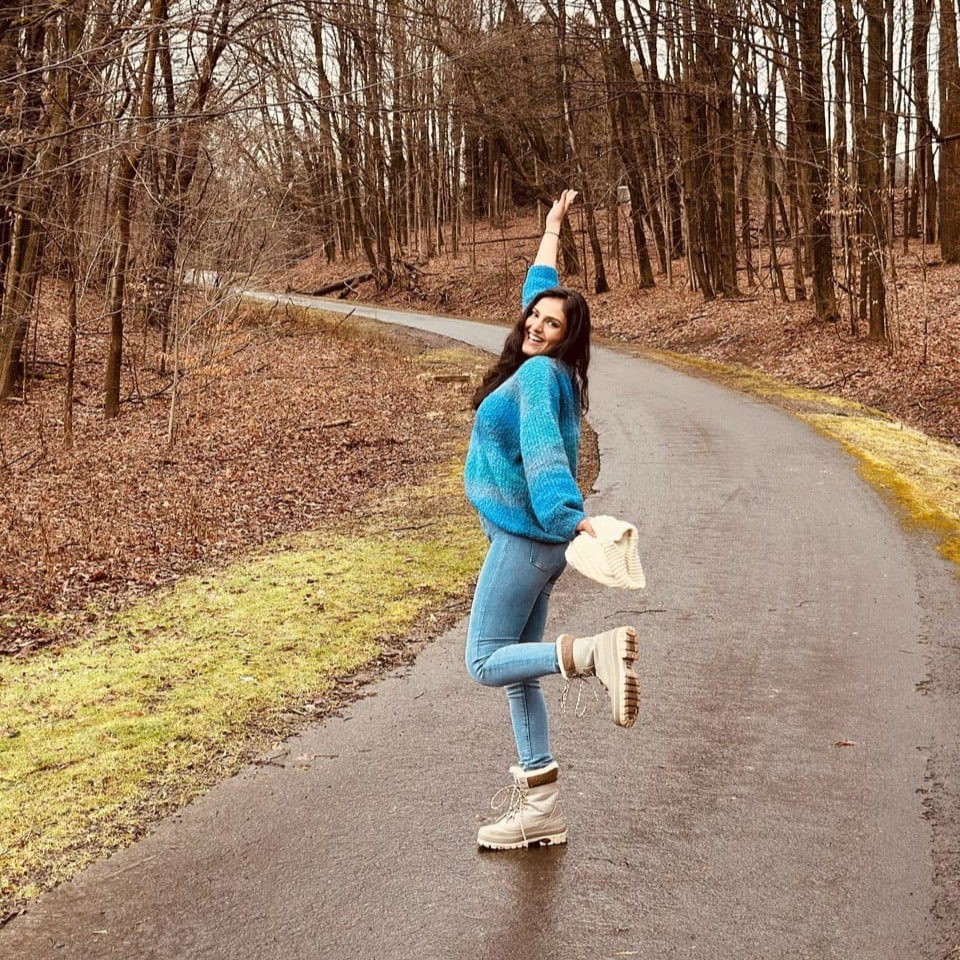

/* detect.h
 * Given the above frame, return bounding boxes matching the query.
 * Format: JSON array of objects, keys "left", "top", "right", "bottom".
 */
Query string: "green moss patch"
[
  {"left": 803, "top": 413, "right": 960, "bottom": 566},
  {"left": 642, "top": 347, "right": 894, "bottom": 419}
]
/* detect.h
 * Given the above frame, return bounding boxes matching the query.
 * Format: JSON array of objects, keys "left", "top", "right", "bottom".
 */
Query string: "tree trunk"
[
  {"left": 682, "top": 81, "right": 716, "bottom": 298},
  {"left": 147, "top": 2, "right": 231, "bottom": 347},
  {"left": 0, "top": 16, "right": 46, "bottom": 397},
  {"left": 715, "top": 0, "right": 740, "bottom": 295},
  {"left": 596, "top": 0, "right": 655, "bottom": 287},
  {"left": 551, "top": 0, "right": 608, "bottom": 293},
  {"left": 758, "top": 87, "right": 788, "bottom": 300},
  {"left": 939, "top": 0, "right": 960, "bottom": 261},
  {"left": 780, "top": 18, "right": 808, "bottom": 301},
  {"left": 798, "top": 0, "right": 840, "bottom": 321},
  {"left": 909, "top": 0, "right": 936, "bottom": 241},
  {"left": 104, "top": 0, "right": 164, "bottom": 418},
  {"left": 738, "top": 75, "right": 757, "bottom": 286},
  {"left": 0, "top": 205, "right": 44, "bottom": 397},
  {"left": 862, "top": 0, "right": 888, "bottom": 338},
  {"left": 835, "top": 0, "right": 857, "bottom": 331}
]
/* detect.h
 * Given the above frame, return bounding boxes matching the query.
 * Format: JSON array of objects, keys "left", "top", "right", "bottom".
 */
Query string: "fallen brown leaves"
[
  {"left": 6, "top": 215, "right": 958, "bottom": 651},
  {"left": 277, "top": 212, "right": 959, "bottom": 446},
  {"left": 0, "top": 290, "right": 475, "bottom": 655}
]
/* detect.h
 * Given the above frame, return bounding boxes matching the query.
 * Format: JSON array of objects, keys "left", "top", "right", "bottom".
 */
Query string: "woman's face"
[{"left": 522, "top": 296, "right": 567, "bottom": 357}]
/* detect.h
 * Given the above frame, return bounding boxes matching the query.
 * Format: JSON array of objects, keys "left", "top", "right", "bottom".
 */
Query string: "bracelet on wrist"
[{"left": 544, "top": 230, "right": 560, "bottom": 238}]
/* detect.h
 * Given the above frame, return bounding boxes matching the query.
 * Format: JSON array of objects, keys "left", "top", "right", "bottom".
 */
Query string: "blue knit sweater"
[{"left": 464, "top": 265, "right": 585, "bottom": 544}]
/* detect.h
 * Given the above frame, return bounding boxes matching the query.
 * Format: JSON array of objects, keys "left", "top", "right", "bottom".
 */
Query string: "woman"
[{"left": 464, "top": 189, "right": 639, "bottom": 851}]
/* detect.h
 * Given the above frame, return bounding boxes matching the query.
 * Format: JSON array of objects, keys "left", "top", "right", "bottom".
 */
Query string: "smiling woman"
[
  {"left": 460, "top": 190, "right": 639, "bottom": 852},
  {"left": 470, "top": 223, "right": 592, "bottom": 415},
  {"left": 522, "top": 297, "right": 567, "bottom": 355}
]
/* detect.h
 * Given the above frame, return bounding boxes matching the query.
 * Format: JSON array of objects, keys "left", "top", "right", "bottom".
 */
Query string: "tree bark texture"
[{"left": 939, "top": 0, "right": 960, "bottom": 262}]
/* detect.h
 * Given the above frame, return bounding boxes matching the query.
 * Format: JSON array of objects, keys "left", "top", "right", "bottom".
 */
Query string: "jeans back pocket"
[{"left": 529, "top": 538, "right": 567, "bottom": 576}]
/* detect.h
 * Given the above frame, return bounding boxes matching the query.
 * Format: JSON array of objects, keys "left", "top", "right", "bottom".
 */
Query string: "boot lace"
[
  {"left": 488, "top": 783, "right": 530, "bottom": 842},
  {"left": 559, "top": 677, "right": 599, "bottom": 718}
]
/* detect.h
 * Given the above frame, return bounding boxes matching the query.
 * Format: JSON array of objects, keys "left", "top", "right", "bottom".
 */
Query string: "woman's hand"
[
  {"left": 575, "top": 516, "right": 596, "bottom": 538},
  {"left": 545, "top": 189, "right": 578, "bottom": 234},
  {"left": 534, "top": 189, "right": 578, "bottom": 268}
]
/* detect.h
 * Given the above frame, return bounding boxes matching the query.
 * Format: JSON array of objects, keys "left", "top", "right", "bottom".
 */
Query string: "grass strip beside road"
[
  {"left": 645, "top": 348, "right": 960, "bottom": 569},
  {"left": 0, "top": 373, "right": 487, "bottom": 921}
]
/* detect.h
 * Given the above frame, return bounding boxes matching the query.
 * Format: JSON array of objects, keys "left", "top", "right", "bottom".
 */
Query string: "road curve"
[{"left": 3, "top": 294, "right": 958, "bottom": 959}]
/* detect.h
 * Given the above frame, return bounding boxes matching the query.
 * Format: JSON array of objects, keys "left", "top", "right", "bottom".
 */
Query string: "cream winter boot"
[
  {"left": 556, "top": 626, "right": 640, "bottom": 728},
  {"left": 476, "top": 761, "right": 567, "bottom": 851}
]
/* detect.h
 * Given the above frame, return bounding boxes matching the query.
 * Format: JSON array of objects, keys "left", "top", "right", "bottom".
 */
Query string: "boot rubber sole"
[
  {"left": 477, "top": 829, "right": 568, "bottom": 851},
  {"left": 597, "top": 626, "right": 640, "bottom": 728}
]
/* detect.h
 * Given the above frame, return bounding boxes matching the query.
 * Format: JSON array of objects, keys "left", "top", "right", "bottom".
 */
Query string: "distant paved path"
[{"left": 4, "top": 294, "right": 958, "bottom": 959}]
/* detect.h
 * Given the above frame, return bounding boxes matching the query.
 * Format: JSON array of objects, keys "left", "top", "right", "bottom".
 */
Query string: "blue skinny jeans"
[{"left": 465, "top": 516, "right": 567, "bottom": 771}]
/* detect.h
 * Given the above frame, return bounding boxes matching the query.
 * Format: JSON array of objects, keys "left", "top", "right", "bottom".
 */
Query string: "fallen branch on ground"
[
  {"left": 309, "top": 272, "right": 373, "bottom": 296},
  {"left": 805, "top": 369, "right": 869, "bottom": 390}
]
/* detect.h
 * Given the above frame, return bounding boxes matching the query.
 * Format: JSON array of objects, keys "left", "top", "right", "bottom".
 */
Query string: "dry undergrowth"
[
  {"left": 274, "top": 210, "right": 959, "bottom": 446},
  {"left": 0, "top": 294, "right": 482, "bottom": 654}
]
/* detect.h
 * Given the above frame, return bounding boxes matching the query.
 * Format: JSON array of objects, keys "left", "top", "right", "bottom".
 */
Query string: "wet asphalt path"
[{"left": 4, "top": 295, "right": 959, "bottom": 959}]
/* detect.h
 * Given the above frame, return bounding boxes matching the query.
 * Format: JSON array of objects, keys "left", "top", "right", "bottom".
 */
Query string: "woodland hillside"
[
  {"left": 275, "top": 208, "right": 960, "bottom": 446},
  {"left": 0, "top": 291, "right": 480, "bottom": 655},
  {"left": 2, "top": 1, "right": 959, "bottom": 652},
  {"left": 4, "top": 0, "right": 960, "bottom": 426}
]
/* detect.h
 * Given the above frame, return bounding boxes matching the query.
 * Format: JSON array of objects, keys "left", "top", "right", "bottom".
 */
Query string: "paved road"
[{"left": 4, "top": 295, "right": 959, "bottom": 959}]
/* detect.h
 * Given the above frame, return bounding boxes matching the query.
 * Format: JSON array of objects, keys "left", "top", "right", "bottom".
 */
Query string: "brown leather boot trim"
[
  {"left": 524, "top": 766, "right": 559, "bottom": 788},
  {"left": 558, "top": 634, "right": 577, "bottom": 679}
]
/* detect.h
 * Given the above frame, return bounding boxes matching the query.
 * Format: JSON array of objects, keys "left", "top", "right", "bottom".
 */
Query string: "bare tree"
[{"left": 939, "top": 0, "right": 960, "bottom": 261}]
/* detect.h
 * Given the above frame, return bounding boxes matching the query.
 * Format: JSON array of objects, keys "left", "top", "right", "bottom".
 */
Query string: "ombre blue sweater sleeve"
[
  {"left": 521, "top": 265, "right": 559, "bottom": 310},
  {"left": 515, "top": 357, "right": 585, "bottom": 541}
]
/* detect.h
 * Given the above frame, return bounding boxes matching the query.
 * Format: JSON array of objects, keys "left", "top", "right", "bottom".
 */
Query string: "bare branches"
[{"left": 0, "top": 0, "right": 954, "bottom": 433}]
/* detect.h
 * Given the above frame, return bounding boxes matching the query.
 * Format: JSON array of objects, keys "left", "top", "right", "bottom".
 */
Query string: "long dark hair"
[{"left": 472, "top": 286, "right": 591, "bottom": 412}]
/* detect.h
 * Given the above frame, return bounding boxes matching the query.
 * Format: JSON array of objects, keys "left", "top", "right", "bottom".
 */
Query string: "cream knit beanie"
[{"left": 565, "top": 515, "right": 646, "bottom": 589}]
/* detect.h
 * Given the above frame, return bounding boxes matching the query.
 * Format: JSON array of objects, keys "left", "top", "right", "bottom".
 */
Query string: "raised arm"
[{"left": 533, "top": 189, "right": 578, "bottom": 270}]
